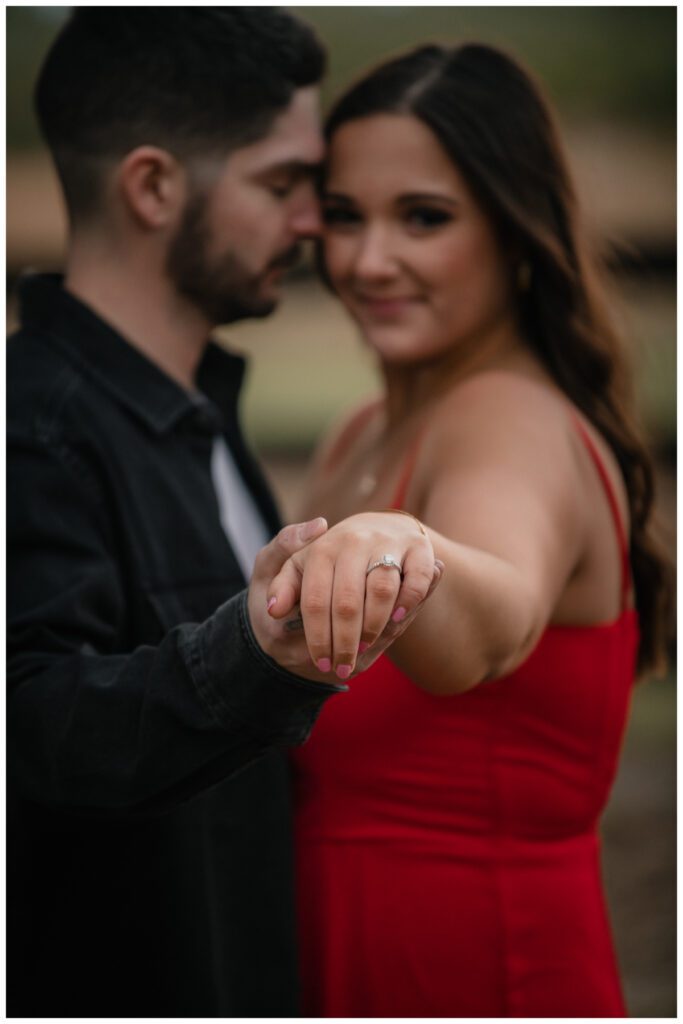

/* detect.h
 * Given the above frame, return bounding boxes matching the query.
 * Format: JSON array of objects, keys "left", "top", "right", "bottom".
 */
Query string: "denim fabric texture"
[{"left": 7, "top": 275, "right": 341, "bottom": 1016}]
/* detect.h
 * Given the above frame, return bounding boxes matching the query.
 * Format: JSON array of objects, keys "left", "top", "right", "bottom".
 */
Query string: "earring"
[{"left": 517, "top": 261, "right": 532, "bottom": 292}]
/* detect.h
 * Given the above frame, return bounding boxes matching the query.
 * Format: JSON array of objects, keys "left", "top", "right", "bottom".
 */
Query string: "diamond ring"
[{"left": 366, "top": 554, "right": 403, "bottom": 578}]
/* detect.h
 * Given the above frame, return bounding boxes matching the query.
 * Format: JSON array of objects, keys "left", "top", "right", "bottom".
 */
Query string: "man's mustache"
[{"left": 268, "top": 245, "right": 303, "bottom": 273}]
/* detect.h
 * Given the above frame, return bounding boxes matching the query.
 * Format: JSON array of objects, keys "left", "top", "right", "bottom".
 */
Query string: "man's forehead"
[{"left": 233, "top": 86, "right": 324, "bottom": 172}]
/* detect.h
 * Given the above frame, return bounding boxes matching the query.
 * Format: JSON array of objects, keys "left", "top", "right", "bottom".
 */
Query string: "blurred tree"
[{"left": 6, "top": 6, "right": 676, "bottom": 151}]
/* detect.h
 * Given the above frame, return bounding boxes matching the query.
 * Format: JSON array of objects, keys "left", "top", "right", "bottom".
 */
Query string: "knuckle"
[
  {"left": 367, "top": 576, "right": 398, "bottom": 602},
  {"left": 361, "top": 626, "right": 382, "bottom": 646},
  {"left": 400, "top": 581, "right": 429, "bottom": 606},
  {"left": 302, "top": 590, "right": 329, "bottom": 617},
  {"left": 307, "top": 641, "right": 329, "bottom": 658},
  {"left": 333, "top": 597, "right": 359, "bottom": 622},
  {"left": 406, "top": 565, "right": 434, "bottom": 592}
]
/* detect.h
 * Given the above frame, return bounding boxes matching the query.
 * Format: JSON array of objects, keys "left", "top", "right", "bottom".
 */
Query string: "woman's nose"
[{"left": 352, "top": 227, "right": 398, "bottom": 280}]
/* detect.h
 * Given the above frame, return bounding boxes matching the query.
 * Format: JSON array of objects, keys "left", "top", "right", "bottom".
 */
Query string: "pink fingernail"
[
  {"left": 358, "top": 641, "right": 370, "bottom": 653},
  {"left": 267, "top": 596, "right": 277, "bottom": 611},
  {"left": 336, "top": 664, "right": 353, "bottom": 680},
  {"left": 392, "top": 606, "right": 407, "bottom": 623},
  {"left": 317, "top": 658, "right": 332, "bottom": 673}
]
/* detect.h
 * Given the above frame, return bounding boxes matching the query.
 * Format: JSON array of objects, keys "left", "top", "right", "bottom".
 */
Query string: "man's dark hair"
[{"left": 35, "top": 6, "right": 326, "bottom": 222}]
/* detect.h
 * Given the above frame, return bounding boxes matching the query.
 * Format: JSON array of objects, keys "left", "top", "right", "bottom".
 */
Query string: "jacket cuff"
[{"left": 182, "top": 590, "right": 345, "bottom": 745}]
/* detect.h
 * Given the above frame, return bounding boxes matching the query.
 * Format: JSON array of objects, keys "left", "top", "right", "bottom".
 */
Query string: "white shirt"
[{"left": 210, "top": 436, "right": 270, "bottom": 581}]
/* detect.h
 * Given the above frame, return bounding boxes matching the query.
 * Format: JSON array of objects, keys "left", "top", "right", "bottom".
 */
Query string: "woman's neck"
[{"left": 381, "top": 316, "right": 529, "bottom": 430}]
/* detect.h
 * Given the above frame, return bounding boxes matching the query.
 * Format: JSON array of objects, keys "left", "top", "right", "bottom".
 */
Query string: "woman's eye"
[
  {"left": 405, "top": 207, "right": 452, "bottom": 229},
  {"left": 322, "top": 206, "right": 361, "bottom": 227}
]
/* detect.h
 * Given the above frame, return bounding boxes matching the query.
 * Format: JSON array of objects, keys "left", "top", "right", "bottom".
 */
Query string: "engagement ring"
[{"left": 366, "top": 554, "right": 403, "bottom": 577}]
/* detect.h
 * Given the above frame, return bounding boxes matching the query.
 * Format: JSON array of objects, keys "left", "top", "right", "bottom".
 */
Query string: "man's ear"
[{"left": 117, "top": 146, "right": 186, "bottom": 229}]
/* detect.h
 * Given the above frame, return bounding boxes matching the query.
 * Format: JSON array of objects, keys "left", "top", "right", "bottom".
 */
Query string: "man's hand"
[{"left": 248, "top": 518, "right": 337, "bottom": 682}]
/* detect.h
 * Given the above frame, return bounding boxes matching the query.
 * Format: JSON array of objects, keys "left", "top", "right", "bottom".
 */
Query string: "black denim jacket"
[{"left": 7, "top": 275, "right": 341, "bottom": 1016}]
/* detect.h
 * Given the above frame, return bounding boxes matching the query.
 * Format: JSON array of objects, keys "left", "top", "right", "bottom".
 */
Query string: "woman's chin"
[{"left": 360, "top": 327, "right": 439, "bottom": 366}]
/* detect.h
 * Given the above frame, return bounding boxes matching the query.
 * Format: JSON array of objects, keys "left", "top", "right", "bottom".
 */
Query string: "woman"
[{"left": 268, "top": 43, "right": 671, "bottom": 1016}]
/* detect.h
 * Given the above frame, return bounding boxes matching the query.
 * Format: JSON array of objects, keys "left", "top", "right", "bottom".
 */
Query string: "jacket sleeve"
[{"left": 7, "top": 434, "right": 342, "bottom": 815}]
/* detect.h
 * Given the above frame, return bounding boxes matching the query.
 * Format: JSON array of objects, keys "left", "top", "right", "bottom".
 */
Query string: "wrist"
[{"left": 376, "top": 507, "right": 427, "bottom": 536}]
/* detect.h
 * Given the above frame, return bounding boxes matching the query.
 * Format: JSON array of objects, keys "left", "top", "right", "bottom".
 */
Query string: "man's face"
[{"left": 167, "top": 86, "right": 324, "bottom": 325}]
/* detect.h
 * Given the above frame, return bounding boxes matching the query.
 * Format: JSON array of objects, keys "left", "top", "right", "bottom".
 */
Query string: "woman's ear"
[{"left": 117, "top": 146, "right": 186, "bottom": 230}]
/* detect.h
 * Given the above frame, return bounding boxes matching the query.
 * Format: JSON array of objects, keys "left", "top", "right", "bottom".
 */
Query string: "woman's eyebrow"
[
  {"left": 397, "top": 192, "right": 460, "bottom": 207},
  {"left": 322, "top": 190, "right": 461, "bottom": 207}
]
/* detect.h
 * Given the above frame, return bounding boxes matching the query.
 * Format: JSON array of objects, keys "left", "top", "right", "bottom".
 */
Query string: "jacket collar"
[{"left": 18, "top": 273, "right": 247, "bottom": 435}]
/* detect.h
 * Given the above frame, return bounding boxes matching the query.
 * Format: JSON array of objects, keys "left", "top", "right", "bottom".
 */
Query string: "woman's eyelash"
[
  {"left": 405, "top": 207, "right": 453, "bottom": 228},
  {"left": 321, "top": 206, "right": 453, "bottom": 228}
]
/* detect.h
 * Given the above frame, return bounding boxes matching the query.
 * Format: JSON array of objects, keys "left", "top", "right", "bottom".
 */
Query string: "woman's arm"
[{"left": 387, "top": 373, "right": 588, "bottom": 693}]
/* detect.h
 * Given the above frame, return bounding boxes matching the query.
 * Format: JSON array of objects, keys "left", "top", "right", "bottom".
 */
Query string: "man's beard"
[{"left": 166, "top": 190, "right": 301, "bottom": 326}]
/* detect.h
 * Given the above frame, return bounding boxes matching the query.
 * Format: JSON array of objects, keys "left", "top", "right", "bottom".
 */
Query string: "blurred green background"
[{"left": 6, "top": 7, "right": 676, "bottom": 1017}]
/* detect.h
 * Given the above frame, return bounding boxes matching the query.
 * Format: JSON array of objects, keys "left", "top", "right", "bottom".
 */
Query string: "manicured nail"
[
  {"left": 336, "top": 664, "right": 353, "bottom": 680},
  {"left": 391, "top": 606, "right": 407, "bottom": 623},
  {"left": 358, "top": 641, "right": 370, "bottom": 653},
  {"left": 317, "top": 657, "right": 332, "bottom": 673},
  {"left": 267, "top": 596, "right": 277, "bottom": 611}
]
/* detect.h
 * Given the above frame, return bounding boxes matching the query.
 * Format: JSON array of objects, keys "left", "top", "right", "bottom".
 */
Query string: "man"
[{"left": 7, "top": 9, "right": 437, "bottom": 1017}]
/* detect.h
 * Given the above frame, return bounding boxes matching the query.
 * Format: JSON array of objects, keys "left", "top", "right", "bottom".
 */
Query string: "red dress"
[{"left": 290, "top": 417, "right": 639, "bottom": 1017}]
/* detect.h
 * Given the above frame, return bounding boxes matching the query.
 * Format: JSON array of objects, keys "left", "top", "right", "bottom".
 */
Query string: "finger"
[
  {"left": 267, "top": 556, "right": 303, "bottom": 619},
  {"left": 330, "top": 549, "right": 370, "bottom": 679},
  {"left": 362, "top": 560, "right": 445, "bottom": 662},
  {"left": 390, "top": 543, "right": 435, "bottom": 624},
  {"left": 355, "top": 559, "right": 443, "bottom": 662},
  {"left": 299, "top": 549, "right": 335, "bottom": 673},
  {"left": 362, "top": 558, "right": 403, "bottom": 649},
  {"left": 425, "top": 559, "right": 445, "bottom": 600},
  {"left": 253, "top": 518, "right": 327, "bottom": 579}
]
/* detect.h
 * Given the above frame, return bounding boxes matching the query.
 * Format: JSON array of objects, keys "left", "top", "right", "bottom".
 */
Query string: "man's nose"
[{"left": 290, "top": 184, "right": 322, "bottom": 239}]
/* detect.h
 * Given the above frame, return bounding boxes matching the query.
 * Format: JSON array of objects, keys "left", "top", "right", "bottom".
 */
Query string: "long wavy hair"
[{"left": 325, "top": 43, "right": 672, "bottom": 675}]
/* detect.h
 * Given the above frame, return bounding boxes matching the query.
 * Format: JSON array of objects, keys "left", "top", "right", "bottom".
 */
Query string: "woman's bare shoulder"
[
  {"left": 428, "top": 369, "right": 572, "bottom": 451},
  {"left": 310, "top": 395, "right": 384, "bottom": 477}
]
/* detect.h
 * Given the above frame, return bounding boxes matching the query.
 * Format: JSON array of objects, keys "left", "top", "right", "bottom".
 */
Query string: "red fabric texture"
[{"left": 291, "top": 419, "right": 638, "bottom": 1017}]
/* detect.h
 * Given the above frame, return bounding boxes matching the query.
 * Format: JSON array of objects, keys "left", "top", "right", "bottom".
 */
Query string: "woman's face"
[{"left": 322, "top": 114, "right": 516, "bottom": 365}]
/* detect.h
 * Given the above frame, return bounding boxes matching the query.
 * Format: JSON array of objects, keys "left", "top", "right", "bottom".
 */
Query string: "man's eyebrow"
[{"left": 258, "top": 159, "right": 323, "bottom": 178}]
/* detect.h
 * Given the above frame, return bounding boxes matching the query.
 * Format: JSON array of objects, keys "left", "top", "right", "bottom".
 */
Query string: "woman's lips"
[{"left": 356, "top": 295, "right": 420, "bottom": 318}]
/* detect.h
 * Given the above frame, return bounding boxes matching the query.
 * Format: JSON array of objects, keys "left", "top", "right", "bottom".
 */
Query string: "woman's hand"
[{"left": 266, "top": 511, "right": 438, "bottom": 679}]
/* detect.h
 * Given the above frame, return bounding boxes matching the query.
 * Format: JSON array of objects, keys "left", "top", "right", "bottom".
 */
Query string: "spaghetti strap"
[
  {"left": 389, "top": 410, "right": 632, "bottom": 608},
  {"left": 570, "top": 412, "right": 631, "bottom": 606},
  {"left": 321, "top": 400, "right": 382, "bottom": 475},
  {"left": 391, "top": 431, "right": 426, "bottom": 509}
]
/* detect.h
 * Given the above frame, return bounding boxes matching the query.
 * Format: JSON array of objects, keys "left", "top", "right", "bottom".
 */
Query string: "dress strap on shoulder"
[
  {"left": 321, "top": 399, "right": 383, "bottom": 475},
  {"left": 570, "top": 411, "right": 631, "bottom": 606},
  {"left": 391, "top": 430, "right": 427, "bottom": 510}
]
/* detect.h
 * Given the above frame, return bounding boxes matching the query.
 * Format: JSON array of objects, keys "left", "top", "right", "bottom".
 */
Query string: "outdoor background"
[{"left": 6, "top": 7, "right": 676, "bottom": 1016}]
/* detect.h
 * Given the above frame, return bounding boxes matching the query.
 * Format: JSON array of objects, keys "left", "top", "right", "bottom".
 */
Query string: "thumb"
[{"left": 253, "top": 517, "right": 328, "bottom": 579}]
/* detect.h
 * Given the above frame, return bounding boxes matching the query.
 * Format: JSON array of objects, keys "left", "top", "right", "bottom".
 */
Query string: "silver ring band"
[{"left": 366, "top": 554, "right": 403, "bottom": 577}]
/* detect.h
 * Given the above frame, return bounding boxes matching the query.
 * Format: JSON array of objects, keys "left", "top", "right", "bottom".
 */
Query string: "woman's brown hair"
[{"left": 325, "top": 43, "right": 673, "bottom": 674}]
